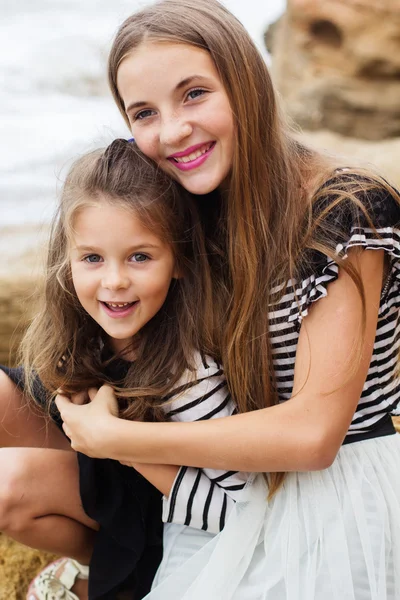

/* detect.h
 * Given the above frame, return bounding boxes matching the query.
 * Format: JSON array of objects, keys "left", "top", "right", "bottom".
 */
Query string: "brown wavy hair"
[
  {"left": 21, "top": 139, "right": 214, "bottom": 422},
  {"left": 107, "top": 0, "right": 400, "bottom": 494}
]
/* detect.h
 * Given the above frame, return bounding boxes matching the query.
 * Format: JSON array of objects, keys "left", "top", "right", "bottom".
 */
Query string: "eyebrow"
[
  {"left": 73, "top": 243, "right": 160, "bottom": 252},
  {"left": 125, "top": 75, "right": 210, "bottom": 113},
  {"left": 176, "top": 75, "right": 209, "bottom": 90}
]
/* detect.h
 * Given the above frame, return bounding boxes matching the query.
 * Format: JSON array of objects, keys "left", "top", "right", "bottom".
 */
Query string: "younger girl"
[
  {"left": 1, "top": 139, "right": 248, "bottom": 600},
  {"left": 59, "top": 1, "right": 400, "bottom": 598}
]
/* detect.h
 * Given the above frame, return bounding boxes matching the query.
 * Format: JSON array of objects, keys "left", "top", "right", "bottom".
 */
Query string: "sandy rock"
[
  {"left": 0, "top": 224, "right": 46, "bottom": 366},
  {"left": 0, "top": 533, "right": 56, "bottom": 599},
  {"left": 298, "top": 129, "right": 400, "bottom": 187},
  {"left": 267, "top": 0, "right": 400, "bottom": 140},
  {"left": 0, "top": 277, "right": 37, "bottom": 366}
]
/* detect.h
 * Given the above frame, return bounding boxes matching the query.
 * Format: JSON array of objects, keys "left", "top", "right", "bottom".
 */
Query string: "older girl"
[{"left": 58, "top": 1, "right": 400, "bottom": 598}]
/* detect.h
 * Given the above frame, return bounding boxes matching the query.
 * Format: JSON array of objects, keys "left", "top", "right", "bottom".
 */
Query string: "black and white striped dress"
[
  {"left": 147, "top": 181, "right": 400, "bottom": 599},
  {"left": 270, "top": 185, "right": 400, "bottom": 441}
]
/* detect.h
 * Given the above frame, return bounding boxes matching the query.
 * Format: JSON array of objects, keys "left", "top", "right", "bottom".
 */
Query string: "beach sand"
[{"left": 0, "top": 533, "right": 56, "bottom": 599}]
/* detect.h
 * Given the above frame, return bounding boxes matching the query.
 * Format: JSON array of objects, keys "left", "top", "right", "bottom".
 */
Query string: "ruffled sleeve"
[{"left": 288, "top": 176, "right": 400, "bottom": 325}]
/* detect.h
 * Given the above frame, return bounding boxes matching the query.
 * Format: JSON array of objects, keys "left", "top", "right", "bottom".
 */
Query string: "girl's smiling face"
[
  {"left": 69, "top": 200, "right": 177, "bottom": 356},
  {"left": 117, "top": 41, "right": 235, "bottom": 195}
]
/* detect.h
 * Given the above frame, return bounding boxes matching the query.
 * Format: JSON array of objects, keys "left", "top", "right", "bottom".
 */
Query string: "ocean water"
[{"left": 0, "top": 0, "right": 285, "bottom": 227}]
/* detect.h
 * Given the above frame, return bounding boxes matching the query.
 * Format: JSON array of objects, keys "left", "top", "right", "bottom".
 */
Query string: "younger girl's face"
[
  {"left": 69, "top": 200, "right": 178, "bottom": 356},
  {"left": 117, "top": 42, "right": 235, "bottom": 196}
]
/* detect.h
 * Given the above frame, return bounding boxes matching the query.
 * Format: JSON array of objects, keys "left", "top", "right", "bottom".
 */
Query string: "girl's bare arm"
[{"left": 58, "top": 250, "right": 383, "bottom": 473}]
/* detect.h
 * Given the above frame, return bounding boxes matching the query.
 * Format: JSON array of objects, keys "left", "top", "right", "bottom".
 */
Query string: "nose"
[
  {"left": 159, "top": 115, "right": 192, "bottom": 147},
  {"left": 101, "top": 265, "right": 130, "bottom": 291}
]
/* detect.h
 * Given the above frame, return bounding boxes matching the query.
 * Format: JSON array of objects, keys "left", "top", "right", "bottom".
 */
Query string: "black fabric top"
[{"left": 0, "top": 362, "right": 163, "bottom": 600}]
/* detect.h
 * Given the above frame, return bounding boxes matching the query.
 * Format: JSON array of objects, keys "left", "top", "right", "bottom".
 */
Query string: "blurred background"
[
  {"left": 0, "top": 0, "right": 282, "bottom": 230},
  {"left": 1, "top": 0, "right": 400, "bottom": 596}
]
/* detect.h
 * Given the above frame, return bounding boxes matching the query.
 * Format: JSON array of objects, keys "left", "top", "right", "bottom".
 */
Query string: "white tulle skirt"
[{"left": 147, "top": 434, "right": 400, "bottom": 600}]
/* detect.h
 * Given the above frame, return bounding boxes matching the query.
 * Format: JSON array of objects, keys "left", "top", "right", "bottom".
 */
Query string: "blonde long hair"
[
  {"left": 21, "top": 140, "right": 214, "bottom": 422},
  {"left": 108, "top": 0, "right": 399, "bottom": 494}
]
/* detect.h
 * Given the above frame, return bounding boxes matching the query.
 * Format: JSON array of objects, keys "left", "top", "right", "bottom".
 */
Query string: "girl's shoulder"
[
  {"left": 299, "top": 168, "right": 400, "bottom": 274},
  {"left": 283, "top": 169, "right": 400, "bottom": 325},
  {"left": 311, "top": 168, "right": 400, "bottom": 234}
]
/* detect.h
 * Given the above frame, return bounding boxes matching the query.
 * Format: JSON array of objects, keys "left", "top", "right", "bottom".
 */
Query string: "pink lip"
[
  {"left": 167, "top": 142, "right": 216, "bottom": 172},
  {"left": 100, "top": 301, "right": 138, "bottom": 319},
  {"left": 169, "top": 142, "right": 213, "bottom": 159}
]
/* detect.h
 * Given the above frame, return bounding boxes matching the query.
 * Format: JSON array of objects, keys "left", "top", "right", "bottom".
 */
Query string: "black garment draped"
[{"left": 0, "top": 362, "right": 163, "bottom": 600}]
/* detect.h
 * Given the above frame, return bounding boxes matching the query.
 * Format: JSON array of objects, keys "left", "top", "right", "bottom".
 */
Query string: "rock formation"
[
  {"left": 266, "top": 0, "right": 400, "bottom": 140},
  {"left": 0, "top": 277, "right": 36, "bottom": 365},
  {"left": 0, "top": 225, "right": 46, "bottom": 366}
]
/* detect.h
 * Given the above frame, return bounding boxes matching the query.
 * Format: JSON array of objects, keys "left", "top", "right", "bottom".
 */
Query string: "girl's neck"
[{"left": 108, "top": 337, "right": 137, "bottom": 362}]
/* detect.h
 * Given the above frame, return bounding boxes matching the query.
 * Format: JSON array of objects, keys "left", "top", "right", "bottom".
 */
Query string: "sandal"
[{"left": 26, "top": 557, "right": 89, "bottom": 600}]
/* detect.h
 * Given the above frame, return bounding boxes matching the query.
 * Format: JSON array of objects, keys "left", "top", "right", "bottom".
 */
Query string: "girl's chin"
[
  {"left": 177, "top": 175, "right": 223, "bottom": 196},
  {"left": 175, "top": 166, "right": 231, "bottom": 196}
]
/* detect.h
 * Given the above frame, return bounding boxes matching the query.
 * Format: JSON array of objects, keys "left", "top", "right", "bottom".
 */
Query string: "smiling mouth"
[
  {"left": 170, "top": 142, "right": 215, "bottom": 164},
  {"left": 101, "top": 301, "right": 138, "bottom": 312}
]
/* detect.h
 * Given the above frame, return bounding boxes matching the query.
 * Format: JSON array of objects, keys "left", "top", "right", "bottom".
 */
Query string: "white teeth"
[
  {"left": 106, "top": 302, "right": 131, "bottom": 308},
  {"left": 173, "top": 143, "right": 212, "bottom": 164}
]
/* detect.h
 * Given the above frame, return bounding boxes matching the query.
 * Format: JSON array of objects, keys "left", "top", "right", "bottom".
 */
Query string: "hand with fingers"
[
  {"left": 70, "top": 389, "right": 90, "bottom": 405},
  {"left": 55, "top": 385, "right": 119, "bottom": 458}
]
